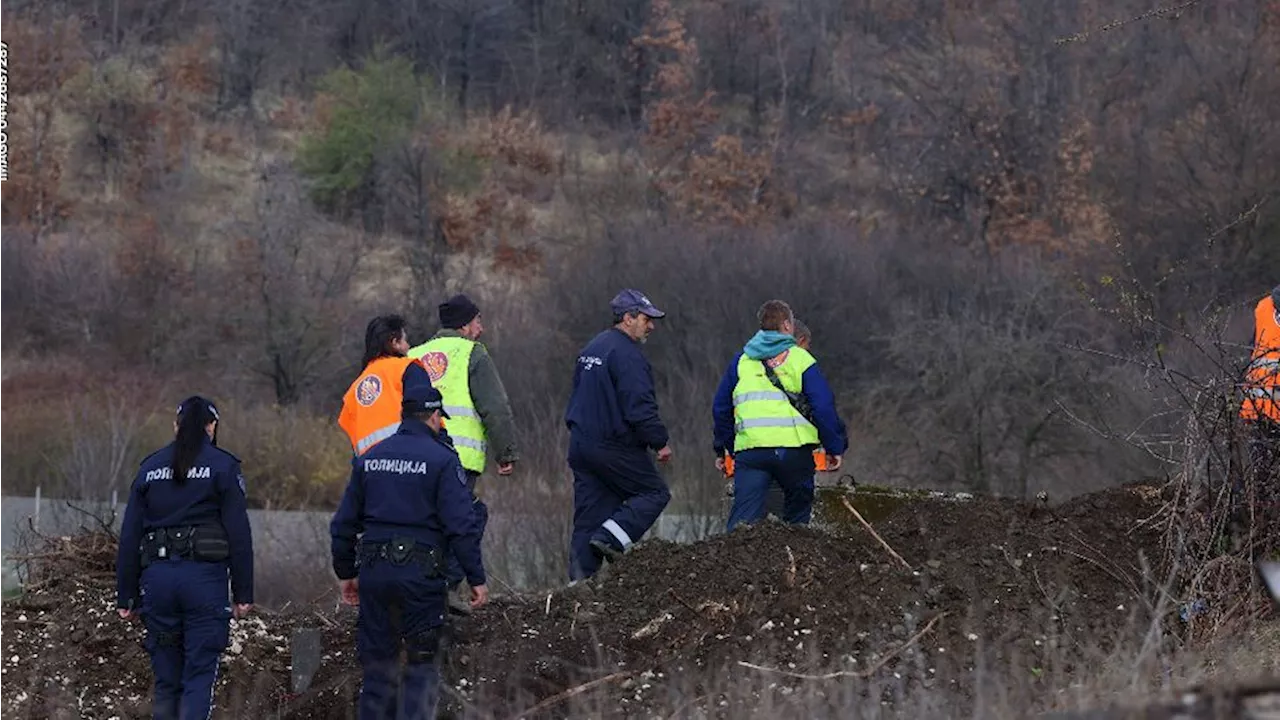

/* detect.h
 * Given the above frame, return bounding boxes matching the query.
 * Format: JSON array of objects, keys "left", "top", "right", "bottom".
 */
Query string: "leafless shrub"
[{"left": 221, "top": 162, "right": 370, "bottom": 406}]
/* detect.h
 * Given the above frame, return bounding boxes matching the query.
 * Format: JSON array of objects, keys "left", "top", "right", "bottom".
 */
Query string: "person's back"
[
  {"left": 347, "top": 424, "right": 474, "bottom": 549},
  {"left": 330, "top": 384, "right": 486, "bottom": 720},
  {"left": 565, "top": 328, "right": 667, "bottom": 449},
  {"left": 713, "top": 300, "right": 847, "bottom": 531},
  {"left": 339, "top": 314, "right": 431, "bottom": 455},
  {"left": 115, "top": 396, "right": 254, "bottom": 720}
]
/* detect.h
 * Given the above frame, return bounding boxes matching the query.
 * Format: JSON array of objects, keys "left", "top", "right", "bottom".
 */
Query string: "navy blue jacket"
[
  {"left": 116, "top": 439, "right": 255, "bottom": 608},
  {"left": 564, "top": 328, "right": 669, "bottom": 450},
  {"left": 330, "top": 418, "right": 485, "bottom": 586},
  {"left": 712, "top": 353, "right": 850, "bottom": 457}
]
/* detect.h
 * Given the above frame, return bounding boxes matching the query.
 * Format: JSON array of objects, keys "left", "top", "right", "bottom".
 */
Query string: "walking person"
[
  {"left": 330, "top": 381, "right": 489, "bottom": 720},
  {"left": 407, "top": 294, "right": 517, "bottom": 612},
  {"left": 116, "top": 396, "right": 254, "bottom": 720},
  {"left": 339, "top": 314, "right": 434, "bottom": 456},
  {"left": 564, "top": 289, "right": 673, "bottom": 581},
  {"left": 762, "top": 318, "right": 845, "bottom": 518},
  {"left": 713, "top": 300, "right": 848, "bottom": 531}
]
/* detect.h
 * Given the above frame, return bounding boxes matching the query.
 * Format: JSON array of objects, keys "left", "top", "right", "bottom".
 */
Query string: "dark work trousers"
[
  {"left": 444, "top": 470, "right": 488, "bottom": 589},
  {"left": 568, "top": 436, "right": 672, "bottom": 581},
  {"left": 139, "top": 558, "right": 232, "bottom": 720},
  {"left": 356, "top": 557, "right": 448, "bottom": 720},
  {"left": 727, "top": 447, "right": 816, "bottom": 532},
  {"left": 764, "top": 481, "right": 786, "bottom": 519}
]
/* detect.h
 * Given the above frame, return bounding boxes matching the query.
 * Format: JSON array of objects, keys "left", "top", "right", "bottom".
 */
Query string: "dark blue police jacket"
[
  {"left": 564, "top": 328, "right": 669, "bottom": 450},
  {"left": 116, "top": 439, "right": 255, "bottom": 609},
  {"left": 329, "top": 418, "right": 485, "bottom": 587}
]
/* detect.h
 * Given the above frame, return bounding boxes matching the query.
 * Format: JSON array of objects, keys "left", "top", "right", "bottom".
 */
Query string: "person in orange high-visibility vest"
[
  {"left": 1241, "top": 285, "right": 1280, "bottom": 480},
  {"left": 339, "top": 315, "right": 434, "bottom": 456}
]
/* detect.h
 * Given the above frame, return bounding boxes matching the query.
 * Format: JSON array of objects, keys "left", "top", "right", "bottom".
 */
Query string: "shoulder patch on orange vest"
[
  {"left": 422, "top": 351, "right": 450, "bottom": 383},
  {"left": 356, "top": 375, "right": 383, "bottom": 407}
]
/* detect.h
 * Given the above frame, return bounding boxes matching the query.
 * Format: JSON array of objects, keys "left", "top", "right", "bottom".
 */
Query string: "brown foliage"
[
  {"left": 1, "top": 97, "right": 76, "bottom": 234},
  {"left": 158, "top": 30, "right": 219, "bottom": 105},
  {"left": 2, "top": 15, "right": 90, "bottom": 95},
  {"left": 634, "top": 0, "right": 785, "bottom": 227}
]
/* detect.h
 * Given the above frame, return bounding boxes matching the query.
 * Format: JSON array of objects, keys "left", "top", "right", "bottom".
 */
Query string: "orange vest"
[
  {"left": 339, "top": 356, "right": 420, "bottom": 455},
  {"left": 1241, "top": 295, "right": 1280, "bottom": 423}
]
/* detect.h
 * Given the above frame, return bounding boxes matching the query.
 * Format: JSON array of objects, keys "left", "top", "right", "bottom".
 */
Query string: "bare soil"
[{"left": 2, "top": 483, "right": 1274, "bottom": 719}]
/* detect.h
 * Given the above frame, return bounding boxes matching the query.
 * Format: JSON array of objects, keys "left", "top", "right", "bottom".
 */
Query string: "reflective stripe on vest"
[
  {"left": 1241, "top": 296, "right": 1280, "bottom": 423},
  {"left": 409, "top": 336, "right": 488, "bottom": 472},
  {"left": 356, "top": 422, "right": 400, "bottom": 454},
  {"left": 731, "top": 348, "right": 820, "bottom": 452}
]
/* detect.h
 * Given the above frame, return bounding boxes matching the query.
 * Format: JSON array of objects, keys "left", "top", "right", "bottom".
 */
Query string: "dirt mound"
[{"left": 3, "top": 483, "right": 1274, "bottom": 719}]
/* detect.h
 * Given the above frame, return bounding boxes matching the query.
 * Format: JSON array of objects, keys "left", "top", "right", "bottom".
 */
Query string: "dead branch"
[
  {"left": 737, "top": 612, "right": 949, "bottom": 680},
  {"left": 840, "top": 497, "right": 912, "bottom": 570},
  {"left": 510, "top": 671, "right": 631, "bottom": 719}
]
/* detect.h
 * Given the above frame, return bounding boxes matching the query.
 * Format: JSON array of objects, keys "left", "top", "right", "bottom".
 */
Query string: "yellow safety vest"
[
  {"left": 408, "top": 336, "right": 487, "bottom": 472},
  {"left": 732, "top": 348, "right": 820, "bottom": 452}
]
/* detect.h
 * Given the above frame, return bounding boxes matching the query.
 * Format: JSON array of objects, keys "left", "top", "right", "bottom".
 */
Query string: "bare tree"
[{"left": 227, "top": 162, "right": 368, "bottom": 405}]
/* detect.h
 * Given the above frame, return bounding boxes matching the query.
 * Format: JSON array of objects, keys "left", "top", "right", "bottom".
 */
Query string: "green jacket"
[{"left": 430, "top": 329, "right": 519, "bottom": 465}]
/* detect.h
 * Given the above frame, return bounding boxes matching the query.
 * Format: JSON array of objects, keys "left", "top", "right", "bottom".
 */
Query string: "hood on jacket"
[{"left": 743, "top": 330, "right": 796, "bottom": 360}]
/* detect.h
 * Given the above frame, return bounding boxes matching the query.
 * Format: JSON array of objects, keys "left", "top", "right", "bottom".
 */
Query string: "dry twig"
[
  {"left": 509, "top": 671, "right": 631, "bottom": 718},
  {"left": 840, "top": 497, "right": 912, "bottom": 570}
]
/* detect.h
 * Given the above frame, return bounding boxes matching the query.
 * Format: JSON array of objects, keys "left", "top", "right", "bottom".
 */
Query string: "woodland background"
[{"left": 1, "top": 0, "right": 1277, "bottom": 533}]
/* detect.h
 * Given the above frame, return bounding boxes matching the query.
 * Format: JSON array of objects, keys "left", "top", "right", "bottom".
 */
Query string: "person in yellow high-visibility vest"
[
  {"left": 760, "top": 318, "right": 847, "bottom": 518},
  {"left": 713, "top": 300, "right": 848, "bottom": 531},
  {"left": 407, "top": 293, "right": 517, "bottom": 613}
]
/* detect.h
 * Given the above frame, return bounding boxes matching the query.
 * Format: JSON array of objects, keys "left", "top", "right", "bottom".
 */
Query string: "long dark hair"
[
  {"left": 173, "top": 396, "right": 219, "bottom": 484},
  {"left": 362, "top": 314, "right": 408, "bottom": 367}
]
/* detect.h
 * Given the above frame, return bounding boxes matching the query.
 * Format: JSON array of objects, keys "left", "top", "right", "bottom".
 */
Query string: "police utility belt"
[
  {"left": 358, "top": 537, "right": 443, "bottom": 577},
  {"left": 140, "top": 525, "right": 230, "bottom": 568}
]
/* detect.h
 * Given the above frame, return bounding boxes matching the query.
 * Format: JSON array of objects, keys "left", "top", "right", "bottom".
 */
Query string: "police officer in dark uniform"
[
  {"left": 330, "top": 381, "right": 489, "bottom": 720},
  {"left": 116, "top": 396, "right": 255, "bottom": 720},
  {"left": 564, "top": 289, "right": 674, "bottom": 581}
]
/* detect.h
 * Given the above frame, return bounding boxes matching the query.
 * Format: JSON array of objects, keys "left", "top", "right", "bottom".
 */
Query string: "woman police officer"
[{"left": 115, "top": 396, "right": 255, "bottom": 720}]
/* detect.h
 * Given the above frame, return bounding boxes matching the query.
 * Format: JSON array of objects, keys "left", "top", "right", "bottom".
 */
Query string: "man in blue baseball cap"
[{"left": 563, "top": 288, "right": 673, "bottom": 580}]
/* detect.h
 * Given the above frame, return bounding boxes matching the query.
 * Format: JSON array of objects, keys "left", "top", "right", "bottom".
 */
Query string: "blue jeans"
[
  {"left": 356, "top": 558, "right": 448, "bottom": 720},
  {"left": 568, "top": 437, "right": 672, "bottom": 581},
  {"left": 139, "top": 559, "right": 232, "bottom": 720},
  {"left": 727, "top": 447, "right": 816, "bottom": 531},
  {"left": 444, "top": 470, "right": 488, "bottom": 588}
]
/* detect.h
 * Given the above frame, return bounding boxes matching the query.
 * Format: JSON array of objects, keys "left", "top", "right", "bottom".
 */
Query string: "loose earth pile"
[{"left": 3, "top": 484, "right": 1275, "bottom": 719}]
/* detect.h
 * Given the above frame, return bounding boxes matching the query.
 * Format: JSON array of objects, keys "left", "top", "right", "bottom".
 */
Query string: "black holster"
[
  {"left": 358, "top": 537, "right": 443, "bottom": 577},
  {"left": 141, "top": 525, "right": 229, "bottom": 568}
]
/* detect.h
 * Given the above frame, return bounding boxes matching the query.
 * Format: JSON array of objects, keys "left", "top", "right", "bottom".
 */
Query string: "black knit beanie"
[{"left": 439, "top": 294, "right": 481, "bottom": 329}]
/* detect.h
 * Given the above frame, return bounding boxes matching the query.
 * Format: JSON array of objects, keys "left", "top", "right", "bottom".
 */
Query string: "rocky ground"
[{"left": 3, "top": 483, "right": 1277, "bottom": 719}]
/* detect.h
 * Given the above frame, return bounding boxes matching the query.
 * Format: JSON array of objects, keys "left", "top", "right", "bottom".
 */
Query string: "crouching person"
[{"left": 330, "top": 380, "right": 489, "bottom": 720}]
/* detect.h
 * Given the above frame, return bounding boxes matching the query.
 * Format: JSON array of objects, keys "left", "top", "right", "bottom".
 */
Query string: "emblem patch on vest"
[
  {"left": 766, "top": 350, "right": 790, "bottom": 368},
  {"left": 422, "top": 351, "right": 450, "bottom": 383},
  {"left": 356, "top": 375, "right": 383, "bottom": 407}
]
